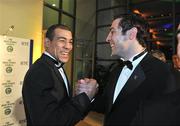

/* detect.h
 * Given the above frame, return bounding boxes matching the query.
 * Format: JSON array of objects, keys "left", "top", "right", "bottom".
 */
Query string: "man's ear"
[
  {"left": 44, "top": 38, "right": 50, "bottom": 49},
  {"left": 128, "top": 27, "right": 137, "bottom": 40}
]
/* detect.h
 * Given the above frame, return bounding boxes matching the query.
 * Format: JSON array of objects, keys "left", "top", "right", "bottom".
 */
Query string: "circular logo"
[
  {"left": 4, "top": 108, "right": 11, "bottom": 115},
  {"left": 5, "top": 88, "right": 12, "bottom": 94},
  {"left": 7, "top": 46, "right": 13, "bottom": 52},
  {"left": 6, "top": 67, "right": 13, "bottom": 73}
]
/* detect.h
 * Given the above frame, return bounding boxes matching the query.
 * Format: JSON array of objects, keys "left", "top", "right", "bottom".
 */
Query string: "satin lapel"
[
  {"left": 114, "top": 64, "right": 146, "bottom": 106},
  {"left": 41, "top": 54, "right": 69, "bottom": 97},
  {"left": 62, "top": 67, "right": 72, "bottom": 97},
  {"left": 107, "top": 65, "right": 123, "bottom": 113},
  {"left": 52, "top": 66, "right": 71, "bottom": 97}
]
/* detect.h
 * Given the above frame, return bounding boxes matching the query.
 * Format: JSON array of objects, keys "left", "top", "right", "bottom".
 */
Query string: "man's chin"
[
  {"left": 111, "top": 52, "right": 118, "bottom": 57},
  {"left": 111, "top": 53, "right": 122, "bottom": 59},
  {"left": 59, "top": 58, "right": 69, "bottom": 63}
]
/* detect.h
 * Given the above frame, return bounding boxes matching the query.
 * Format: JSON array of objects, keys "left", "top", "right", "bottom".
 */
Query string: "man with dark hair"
[
  {"left": 77, "top": 14, "right": 176, "bottom": 125},
  {"left": 22, "top": 24, "right": 98, "bottom": 126}
]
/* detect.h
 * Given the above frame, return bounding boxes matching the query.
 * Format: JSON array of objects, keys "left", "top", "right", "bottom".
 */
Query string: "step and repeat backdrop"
[{"left": 0, "top": 35, "right": 33, "bottom": 126}]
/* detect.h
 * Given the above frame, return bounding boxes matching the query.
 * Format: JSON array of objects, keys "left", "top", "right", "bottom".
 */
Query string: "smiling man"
[
  {"left": 77, "top": 14, "right": 177, "bottom": 125},
  {"left": 22, "top": 24, "right": 98, "bottom": 126}
]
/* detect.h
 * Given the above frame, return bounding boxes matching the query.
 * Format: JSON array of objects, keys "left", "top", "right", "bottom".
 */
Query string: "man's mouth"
[
  {"left": 61, "top": 52, "right": 69, "bottom": 55},
  {"left": 110, "top": 43, "right": 115, "bottom": 48}
]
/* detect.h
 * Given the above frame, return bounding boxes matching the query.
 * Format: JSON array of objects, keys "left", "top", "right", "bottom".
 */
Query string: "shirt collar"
[
  {"left": 124, "top": 49, "right": 147, "bottom": 62},
  {"left": 44, "top": 51, "right": 57, "bottom": 61}
]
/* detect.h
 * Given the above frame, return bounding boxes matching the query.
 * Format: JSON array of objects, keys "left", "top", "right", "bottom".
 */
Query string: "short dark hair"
[
  {"left": 46, "top": 24, "right": 71, "bottom": 41},
  {"left": 114, "top": 13, "right": 149, "bottom": 47}
]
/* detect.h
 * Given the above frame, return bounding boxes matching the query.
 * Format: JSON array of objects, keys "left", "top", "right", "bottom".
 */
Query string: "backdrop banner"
[{"left": 0, "top": 35, "right": 32, "bottom": 126}]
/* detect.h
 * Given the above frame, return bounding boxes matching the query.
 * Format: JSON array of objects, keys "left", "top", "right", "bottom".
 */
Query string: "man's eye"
[
  {"left": 58, "top": 39, "right": 66, "bottom": 42},
  {"left": 111, "top": 30, "right": 114, "bottom": 34},
  {"left": 110, "top": 30, "right": 115, "bottom": 34}
]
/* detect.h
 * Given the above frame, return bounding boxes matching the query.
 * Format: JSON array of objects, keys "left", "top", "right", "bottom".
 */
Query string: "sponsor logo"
[
  {"left": 5, "top": 87, "right": 12, "bottom": 95},
  {"left": 4, "top": 108, "right": 11, "bottom": 115},
  {"left": 6, "top": 67, "right": 13, "bottom": 73},
  {"left": 6, "top": 46, "right": 13, "bottom": 52}
]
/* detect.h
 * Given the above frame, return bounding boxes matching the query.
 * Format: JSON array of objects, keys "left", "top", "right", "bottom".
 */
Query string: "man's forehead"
[
  {"left": 55, "top": 28, "right": 71, "bottom": 33},
  {"left": 54, "top": 28, "right": 72, "bottom": 36},
  {"left": 111, "top": 18, "right": 122, "bottom": 28}
]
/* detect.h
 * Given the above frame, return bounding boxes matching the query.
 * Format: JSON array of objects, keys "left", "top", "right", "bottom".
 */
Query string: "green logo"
[
  {"left": 5, "top": 88, "right": 12, "bottom": 94},
  {"left": 4, "top": 108, "right": 11, "bottom": 115},
  {"left": 7, "top": 46, "right": 13, "bottom": 52},
  {"left": 6, "top": 67, "right": 13, "bottom": 73}
]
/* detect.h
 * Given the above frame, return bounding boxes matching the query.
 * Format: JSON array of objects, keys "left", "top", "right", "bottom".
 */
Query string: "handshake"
[{"left": 75, "top": 78, "right": 99, "bottom": 100}]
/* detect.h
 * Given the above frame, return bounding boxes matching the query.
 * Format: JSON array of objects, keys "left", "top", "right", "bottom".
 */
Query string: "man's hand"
[{"left": 75, "top": 78, "right": 99, "bottom": 100}]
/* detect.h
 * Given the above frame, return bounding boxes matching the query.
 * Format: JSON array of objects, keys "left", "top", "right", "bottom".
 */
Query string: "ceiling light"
[
  {"left": 149, "top": 28, "right": 154, "bottom": 33},
  {"left": 133, "top": 9, "right": 141, "bottom": 15},
  {"left": 52, "top": 4, "right": 56, "bottom": 7},
  {"left": 156, "top": 41, "right": 161, "bottom": 45}
]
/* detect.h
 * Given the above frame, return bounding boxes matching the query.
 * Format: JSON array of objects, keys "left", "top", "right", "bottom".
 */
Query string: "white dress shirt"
[
  {"left": 44, "top": 51, "right": 69, "bottom": 95},
  {"left": 113, "top": 52, "right": 147, "bottom": 103}
]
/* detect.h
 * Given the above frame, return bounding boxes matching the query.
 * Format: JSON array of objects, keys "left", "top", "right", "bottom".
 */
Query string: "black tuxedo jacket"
[
  {"left": 93, "top": 54, "right": 177, "bottom": 126},
  {"left": 22, "top": 54, "right": 90, "bottom": 126}
]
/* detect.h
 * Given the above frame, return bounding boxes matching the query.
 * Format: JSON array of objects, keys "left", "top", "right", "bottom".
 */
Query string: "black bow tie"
[
  {"left": 119, "top": 60, "right": 133, "bottom": 70},
  {"left": 52, "top": 59, "right": 64, "bottom": 69}
]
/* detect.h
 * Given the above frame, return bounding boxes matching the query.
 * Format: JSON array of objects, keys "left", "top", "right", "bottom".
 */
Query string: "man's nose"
[
  {"left": 106, "top": 32, "right": 111, "bottom": 43},
  {"left": 64, "top": 42, "right": 72, "bottom": 49}
]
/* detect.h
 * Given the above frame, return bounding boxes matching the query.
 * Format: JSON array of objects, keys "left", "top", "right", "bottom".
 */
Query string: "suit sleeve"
[{"left": 22, "top": 65, "right": 91, "bottom": 126}]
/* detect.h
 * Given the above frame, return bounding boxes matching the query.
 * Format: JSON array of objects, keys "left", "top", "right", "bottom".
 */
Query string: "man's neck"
[{"left": 124, "top": 46, "right": 146, "bottom": 61}]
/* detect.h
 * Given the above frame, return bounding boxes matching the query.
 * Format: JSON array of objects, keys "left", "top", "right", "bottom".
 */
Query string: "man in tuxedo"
[
  {"left": 22, "top": 24, "right": 98, "bottom": 126},
  {"left": 77, "top": 14, "right": 176, "bottom": 125}
]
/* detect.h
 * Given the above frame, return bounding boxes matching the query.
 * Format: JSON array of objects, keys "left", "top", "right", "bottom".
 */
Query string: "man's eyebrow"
[
  {"left": 109, "top": 27, "right": 113, "bottom": 31},
  {"left": 56, "top": 36, "right": 67, "bottom": 40},
  {"left": 56, "top": 36, "right": 73, "bottom": 41}
]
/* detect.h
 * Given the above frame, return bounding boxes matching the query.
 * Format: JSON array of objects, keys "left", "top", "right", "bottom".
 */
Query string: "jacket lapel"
[
  {"left": 111, "top": 54, "right": 151, "bottom": 109},
  {"left": 115, "top": 65, "right": 146, "bottom": 104},
  {"left": 41, "top": 54, "right": 71, "bottom": 97},
  {"left": 107, "top": 64, "right": 123, "bottom": 113},
  {"left": 62, "top": 67, "right": 72, "bottom": 97}
]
